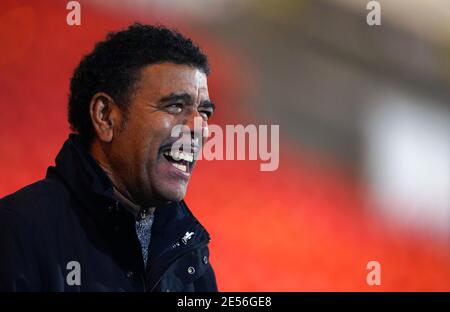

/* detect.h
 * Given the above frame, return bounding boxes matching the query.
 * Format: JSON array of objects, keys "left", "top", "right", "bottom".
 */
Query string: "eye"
[{"left": 166, "top": 103, "right": 183, "bottom": 114}]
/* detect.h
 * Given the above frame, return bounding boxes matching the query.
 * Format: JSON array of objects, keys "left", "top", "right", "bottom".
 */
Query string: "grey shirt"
[{"left": 113, "top": 188, "right": 155, "bottom": 267}]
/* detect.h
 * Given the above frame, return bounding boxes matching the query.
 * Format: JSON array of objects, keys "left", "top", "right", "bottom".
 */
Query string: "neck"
[{"left": 90, "top": 140, "right": 135, "bottom": 202}]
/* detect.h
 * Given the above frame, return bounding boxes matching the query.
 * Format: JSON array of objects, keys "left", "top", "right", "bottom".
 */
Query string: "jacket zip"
[
  {"left": 145, "top": 221, "right": 209, "bottom": 291},
  {"left": 148, "top": 239, "right": 209, "bottom": 291}
]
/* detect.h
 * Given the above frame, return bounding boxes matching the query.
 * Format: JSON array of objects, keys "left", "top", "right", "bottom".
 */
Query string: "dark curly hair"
[{"left": 68, "top": 23, "right": 210, "bottom": 145}]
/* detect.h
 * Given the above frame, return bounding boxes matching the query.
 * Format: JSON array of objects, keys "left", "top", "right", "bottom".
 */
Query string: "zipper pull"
[
  {"left": 171, "top": 231, "right": 195, "bottom": 250},
  {"left": 181, "top": 231, "right": 195, "bottom": 244}
]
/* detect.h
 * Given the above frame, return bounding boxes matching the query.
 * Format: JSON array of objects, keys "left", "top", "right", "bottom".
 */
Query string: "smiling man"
[{"left": 0, "top": 24, "right": 217, "bottom": 292}]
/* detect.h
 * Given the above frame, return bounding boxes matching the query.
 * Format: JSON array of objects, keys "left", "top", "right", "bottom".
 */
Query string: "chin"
[{"left": 157, "top": 186, "right": 187, "bottom": 203}]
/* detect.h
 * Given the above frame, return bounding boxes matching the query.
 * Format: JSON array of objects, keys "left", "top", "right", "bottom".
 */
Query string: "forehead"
[{"left": 135, "top": 62, "right": 208, "bottom": 99}]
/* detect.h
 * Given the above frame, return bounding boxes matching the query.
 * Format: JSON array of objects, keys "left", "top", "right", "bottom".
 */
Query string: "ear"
[{"left": 89, "top": 93, "right": 121, "bottom": 143}]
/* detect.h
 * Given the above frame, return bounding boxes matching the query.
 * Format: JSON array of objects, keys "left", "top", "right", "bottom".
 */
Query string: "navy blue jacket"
[{"left": 0, "top": 135, "right": 218, "bottom": 291}]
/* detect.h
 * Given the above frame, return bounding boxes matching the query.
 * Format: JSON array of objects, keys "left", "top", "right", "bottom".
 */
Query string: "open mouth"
[{"left": 162, "top": 149, "right": 195, "bottom": 174}]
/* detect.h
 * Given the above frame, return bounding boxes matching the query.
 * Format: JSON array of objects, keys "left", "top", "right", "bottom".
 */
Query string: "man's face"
[{"left": 108, "top": 63, "right": 214, "bottom": 206}]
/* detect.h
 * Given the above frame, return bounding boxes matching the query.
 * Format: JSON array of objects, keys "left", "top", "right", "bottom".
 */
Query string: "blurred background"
[{"left": 0, "top": 0, "right": 449, "bottom": 290}]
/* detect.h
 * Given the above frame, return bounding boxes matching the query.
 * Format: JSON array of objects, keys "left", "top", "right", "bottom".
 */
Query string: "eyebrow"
[
  {"left": 158, "top": 92, "right": 215, "bottom": 110},
  {"left": 158, "top": 93, "right": 192, "bottom": 104}
]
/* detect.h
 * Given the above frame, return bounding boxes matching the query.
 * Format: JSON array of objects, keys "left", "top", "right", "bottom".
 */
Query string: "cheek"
[
  {"left": 141, "top": 115, "right": 177, "bottom": 160},
  {"left": 159, "top": 117, "right": 174, "bottom": 133}
]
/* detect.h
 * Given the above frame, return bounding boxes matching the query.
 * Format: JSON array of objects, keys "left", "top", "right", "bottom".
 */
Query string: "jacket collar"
[{"left": 50, "top": 134, "right": 114, "bottom": 200}]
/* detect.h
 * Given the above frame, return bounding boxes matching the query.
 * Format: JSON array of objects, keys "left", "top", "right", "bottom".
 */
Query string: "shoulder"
[
  {"left": 0, "top": 179, "right": 67, "bottom": 291},
  {"left": 0, "top": 178, "right": 71, "bottom": 258},
  {"left": 0, "top": 178, "right": 69, "bottom": 223}
]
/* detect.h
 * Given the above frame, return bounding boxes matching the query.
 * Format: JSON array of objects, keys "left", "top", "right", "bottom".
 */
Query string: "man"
[{"left": 0, "top": 23, "right": 217, "bottom": 291}]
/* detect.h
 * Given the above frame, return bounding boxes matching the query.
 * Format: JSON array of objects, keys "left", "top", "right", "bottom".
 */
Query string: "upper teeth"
[{"left": 163, "top": 150, "right": 194, "bottom": 163}]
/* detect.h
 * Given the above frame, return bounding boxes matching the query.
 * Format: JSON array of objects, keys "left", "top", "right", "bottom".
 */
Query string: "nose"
[{"left": 185, "top": 109, "right": 206, "bottom": 142}]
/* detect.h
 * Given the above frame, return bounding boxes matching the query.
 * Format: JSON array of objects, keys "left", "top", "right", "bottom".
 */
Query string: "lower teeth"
[{"left": 172, "top": 163, "right": 187, "bottom": 172}]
